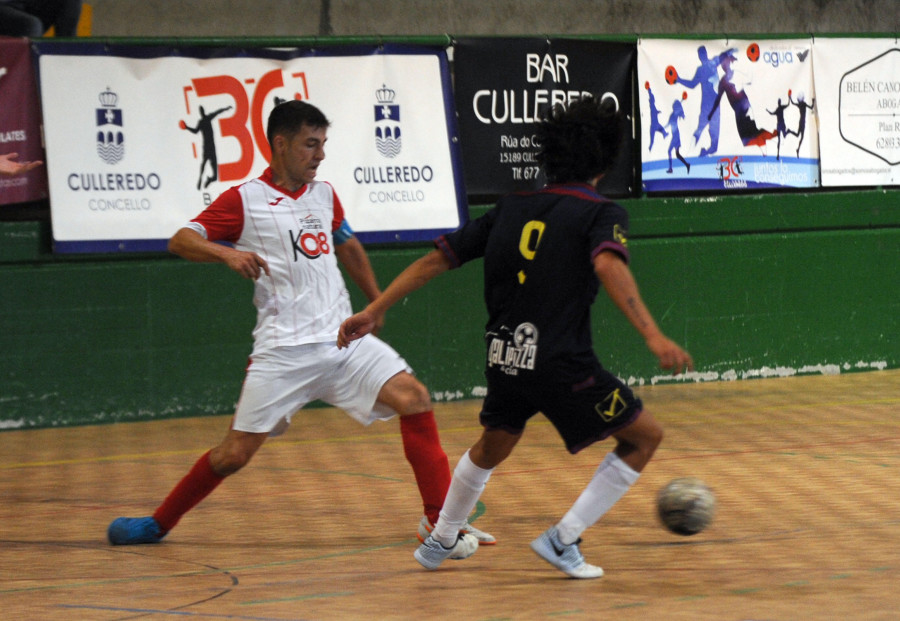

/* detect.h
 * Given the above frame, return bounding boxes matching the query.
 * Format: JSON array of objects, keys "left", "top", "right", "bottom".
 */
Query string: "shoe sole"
[{"left": 413, "top": 547, "right": 443, "bottom": 570}]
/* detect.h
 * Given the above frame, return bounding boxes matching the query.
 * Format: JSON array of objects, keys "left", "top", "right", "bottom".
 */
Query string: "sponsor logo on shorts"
[{"left": 596, "top": 388, "right": 628, "bottom": 422}]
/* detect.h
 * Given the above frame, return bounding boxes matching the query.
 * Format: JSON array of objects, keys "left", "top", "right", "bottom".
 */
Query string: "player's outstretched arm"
[
  {"left": 168, "top": 227, "right": 270, "bottom": 280},
  {"left": 594, "top": 250, "right": 694, "bottom": 375},
  {"left": 338, "top": 249, "right": 451, "bottom": 348}
]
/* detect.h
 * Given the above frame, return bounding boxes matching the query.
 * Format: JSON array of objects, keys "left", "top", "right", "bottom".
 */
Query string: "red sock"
[
  {"left": 400, "top": 411, "right": 451, "bottom": 524},
  {"left": 152, "top": 450, "right": 225, "bottom": 533}
]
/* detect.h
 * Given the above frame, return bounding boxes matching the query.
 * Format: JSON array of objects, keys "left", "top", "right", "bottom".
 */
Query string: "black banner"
[{"left": 453, "top": 37, "right": 636, "bottom": 198}]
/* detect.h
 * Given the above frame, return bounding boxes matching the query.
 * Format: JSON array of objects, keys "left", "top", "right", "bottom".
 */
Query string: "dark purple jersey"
[{"left": 436, "top": 183, "right": 630, "bottom": 381}]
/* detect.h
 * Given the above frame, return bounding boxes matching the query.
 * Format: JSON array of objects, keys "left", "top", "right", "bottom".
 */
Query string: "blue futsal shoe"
[{"left": 107, "top": 516, "right": 166, "bottom": 545}]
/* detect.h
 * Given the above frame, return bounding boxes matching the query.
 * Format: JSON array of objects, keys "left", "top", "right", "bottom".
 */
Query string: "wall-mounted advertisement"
[
  {"left": 34, "top": 42, "right": 466, "bottom": 252},
  {"left": 1, "top": 37, "right": 48, "bottom": 206},
  {"left": 639, "top": 38, "right": 819, "bottom": 192},
  {"left": 453, "top": 37, "right": 636, "bottom": 198},
  {"left": 813, "top": 38, "right": 900, "bottom": 186}
]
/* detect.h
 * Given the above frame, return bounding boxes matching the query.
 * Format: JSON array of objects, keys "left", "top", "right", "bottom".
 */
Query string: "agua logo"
[{"left": 762, "top": 50, "right": 794, "bottom": 68}]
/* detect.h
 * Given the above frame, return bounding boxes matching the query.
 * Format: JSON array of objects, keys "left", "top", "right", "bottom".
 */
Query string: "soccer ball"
[{"left": 657, "top": 477, "right": 715, "bottom": 536}]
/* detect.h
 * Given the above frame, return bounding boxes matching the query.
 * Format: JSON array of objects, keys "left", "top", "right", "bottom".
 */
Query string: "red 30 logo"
[
  {"left": 716, "top": 156, "right": 744, "bottom": 180},
  {"left": 181, "top": 70, "right": 309, "bottom": 184}
]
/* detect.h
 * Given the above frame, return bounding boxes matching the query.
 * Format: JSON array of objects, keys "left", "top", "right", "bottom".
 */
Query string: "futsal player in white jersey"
[{"left": 107, "top": 100, "right": 492, "bottom": 554}]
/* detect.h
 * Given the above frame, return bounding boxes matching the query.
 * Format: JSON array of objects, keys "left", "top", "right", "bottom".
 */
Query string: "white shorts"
[{"left": 232, "top": 336, "right": 411, "bottom": 436}]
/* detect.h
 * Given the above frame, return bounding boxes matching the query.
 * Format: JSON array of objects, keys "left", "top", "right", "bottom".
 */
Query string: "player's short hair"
[
  {"left": 535, "top": 95, "right": 623, "bottom": 185},
  {"left": 267, "top": 100, "right": 330, "bottom": 147}
]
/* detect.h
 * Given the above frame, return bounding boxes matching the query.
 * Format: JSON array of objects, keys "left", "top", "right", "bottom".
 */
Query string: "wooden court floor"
[{"left": 2, "top": 370, "right": 899, "bottom": 620}]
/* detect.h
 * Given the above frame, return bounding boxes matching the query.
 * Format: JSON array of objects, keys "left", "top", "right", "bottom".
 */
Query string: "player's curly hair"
[
  {"left": 535, "top": 95, "right": 623, "bottom": 185},
  {"left": 267, "top": 100, "right": 330, "bottom": 147}
]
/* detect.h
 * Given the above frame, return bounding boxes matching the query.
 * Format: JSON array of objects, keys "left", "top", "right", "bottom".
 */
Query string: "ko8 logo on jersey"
[{"left": 289, "top": 215, "right": 331, "bottom": 260}]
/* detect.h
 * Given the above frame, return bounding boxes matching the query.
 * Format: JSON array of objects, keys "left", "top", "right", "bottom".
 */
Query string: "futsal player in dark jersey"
[{"left": 338, "top": 95, "right": 693, "bottom": 578}]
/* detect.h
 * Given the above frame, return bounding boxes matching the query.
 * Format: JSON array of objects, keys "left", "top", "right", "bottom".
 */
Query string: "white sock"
[
  {"left": 432, "top": 450, "right": 493, "bottom": 547},
  {"left": 556, "top": 452, "right": 640, "bottom": 545}
]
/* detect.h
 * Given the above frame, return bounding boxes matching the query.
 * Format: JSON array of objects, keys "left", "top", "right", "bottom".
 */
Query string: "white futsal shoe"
[
  {"left": 414, "top": 532, "right": 479, "bottom": 570},
  {"left": 530, "top": 526, "right": 604, "bottom": 579}
]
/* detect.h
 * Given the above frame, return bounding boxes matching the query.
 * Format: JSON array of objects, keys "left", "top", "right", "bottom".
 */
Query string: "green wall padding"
[{"left": 1, "top": 191, "right": 897, "bottom": 429}]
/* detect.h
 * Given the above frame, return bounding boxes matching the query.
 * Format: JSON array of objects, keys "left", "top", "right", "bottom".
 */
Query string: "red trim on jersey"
[
  {"left": 509, "top": 183, "right": 610, "bottom": 203},
  {"left": 258, "top": 168, "right": 345, "bottom": 233},
  {"left": 592, "top": 241, "right": 630, "bottom": 263},
  {"left": 192, "top": 186, "right": 244, "bottom": 243},
  {"left": 434, "top": 235, "right": 462, "bottom": 268},
  {"left": 543, "top": 183, "right": 611, "bottom": 203},
  {"left": 193, "top": 168, "right": 347, "bottom": 242},
  {"left": 326, "top": 182, "right": 345, "bottom": 233},
  {"left": 258, "top": 167, "right": 310, "bottom": 200}
]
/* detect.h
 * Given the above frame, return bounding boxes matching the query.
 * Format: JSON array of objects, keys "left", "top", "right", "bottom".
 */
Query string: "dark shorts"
[{"left": 479, "top": 368, "right": 643, "bottom": 454}]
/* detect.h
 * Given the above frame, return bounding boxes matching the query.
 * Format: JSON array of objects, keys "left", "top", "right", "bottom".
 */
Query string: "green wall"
[{"left": 2, "top": 190, "right": 897, "bottom": 429}]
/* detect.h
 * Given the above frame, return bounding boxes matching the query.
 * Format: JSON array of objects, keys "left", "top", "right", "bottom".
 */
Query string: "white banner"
[
  {"left": 813, "top": 38, "right": 900, "bottom": 186},
  {"left": 36, "top": 43, "right": 466, "bottom": 252},
  {"left": 638, "top": 38, "right": 818, "bottom": 191}
]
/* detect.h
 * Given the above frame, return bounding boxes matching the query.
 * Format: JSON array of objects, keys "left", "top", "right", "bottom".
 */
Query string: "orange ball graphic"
[
  {"left": 665, "top": 65, "right": 678, "bottom": 85},
  {"left": 747, "top": 43, "right": 760, "bottom": 62}
]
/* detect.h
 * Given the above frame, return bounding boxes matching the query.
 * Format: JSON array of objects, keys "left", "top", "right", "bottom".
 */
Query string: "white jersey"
[{"left": 186, "top": 168, "right": 351, "bottom": 354}]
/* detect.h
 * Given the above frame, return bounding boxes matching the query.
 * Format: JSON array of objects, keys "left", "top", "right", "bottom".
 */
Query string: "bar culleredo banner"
[
  {"left": 453, "top": 37, "right": 636, "bottom": 198},
  {"left": 639, "top": 38, "right": 819, "bottom": 191},
  {"left": 34, "top": 42, "right": 467, "bottom": 252},
  {"left": 814, "top": 37, "right": 900, "bottom": 187},
  {"left": 0, "top": 37, "right": 48, "bottom": 206}
]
